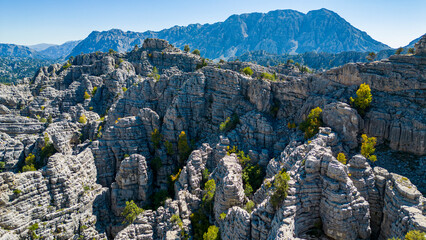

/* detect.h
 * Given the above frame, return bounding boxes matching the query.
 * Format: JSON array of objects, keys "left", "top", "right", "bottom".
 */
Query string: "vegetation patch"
[{"left": 299, "top": 107, "right": 322, "bottom": 139}]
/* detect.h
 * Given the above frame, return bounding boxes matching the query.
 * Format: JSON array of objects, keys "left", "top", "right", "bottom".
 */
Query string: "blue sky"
[{"left": 0, "top": 0, "right": 424, "bottom": 48}]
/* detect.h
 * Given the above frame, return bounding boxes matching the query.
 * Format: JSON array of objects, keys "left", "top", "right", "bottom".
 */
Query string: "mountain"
[
  {"left": 0, "top": 44, "right": 44, "bottom": 58},
  {"left": 39, "top": 40, "right": 81, "bottom": 59},
  {"left": 27, "top": 43, "right": 57, "bottom": 51},
  {"left": 69, "top": 8, "right": 390, "bottom": 59},
  {"left": 0, "top": 37, "right": 425, "bottom": 240},
  {"left": 405, "top": 34, "right": 424, "bottom": 48}
]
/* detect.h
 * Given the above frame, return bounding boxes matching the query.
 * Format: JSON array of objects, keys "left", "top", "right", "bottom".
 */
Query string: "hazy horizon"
[{"left": 0, "top": 0, "right": 425, "bottom": 48}]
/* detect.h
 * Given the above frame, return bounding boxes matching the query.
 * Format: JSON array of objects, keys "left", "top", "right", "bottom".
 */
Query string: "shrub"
[
  {"left": 84, "top": 91, "right": 91, "bottom": 100},
  {"left": 196, "top": 58, "right": 208, "bottom": 70},
  {"left": 270, "top": 169, "right": 290, "bottom": 209},
  {"left": 122, "top": 87, "right": 127, "bottom": 92},
  {"left": 299, "top": 107, "right": 323, "bottom": 139},
  {"left": 0, "top": 161, "right": 5, "bottom": 170},
  {"left": 39, "top": 118, "right": 47, "bottom": 123},
  {"left": 203, "top": 225, "right": 220, "bottom": 240},
  {"left": 395, "top": 47, "right": 404, "bottom": 55},
  {"left": 361, "top": 134, "right": 377, "bottom": 163},
  {"left": 152, "top": 190, "right": 169, "bottom": 210},
  {"left": 151, "top": 129, "right": 162, "bottom": 149},
  {"left": 202, "top": 179, "right": 216, "bottom": 214},
  {"left": 366, "top": 52, "right": 376, "bottom": 61},
  {"left": 192, "top": 49, "right": 201, "bottom": 56},
  {"left": 40, "top": 133, "right": 56, "bottom": 164},
  {"left": 108, "top": 49, "right": 116, "bottom": 54},
  {"left": 22, "top": 153, "right": 36, "bottom": 172},
  {"left": 121, "top": 200, "right": 144, "bottom": 224},
  {"left": 178, "top": 131, "right": 191, "bottom": 165},
  {"left": 78, "top": 114, "right": 87, "bottom": 124},
  {"left": 151, "top": 156, "right": 162, "bottom": 174},
  {"left": 171, "top": 214, "right": 183, "bottom": 228},
  {"left": 404, "top": 230, "right": 426, "bottom": 240},
  {"left": 287, "top": 122, "right": 296, "bottom": 129},
  {"left": 245, "top": 200, "right": 255, "bottom": 212},
  {"left": 13, "top": 189, "right": 22, "bottom": 195},
  {"left": 148, "top": 66, "right": 160, "bottom": 81},
  {"left": 260, "top": 72, "right": 276, "bottom": 81},
  {"left": 47, "top": 115, "right": 53, "bottom": 124},
  {"left": 91, "top": 86, "right": 98, "bottom": 96},
  {"left": 190, "top": 211, "right": 210, "bottom": 240},
  {"left": 123, "top": 154, "right": 130, "bottom": 158},
  {"left": 241, "top": 67, "right": 253, "bottom": 76},
  {"left": 286, "top": 59, "right": 294, "bottom": 65},
  {"left": 170, "top": 168, "right": 182, "bottom": 182},
  {"left": 28, "top": 223, "right": 39, "bottom": 239},
  {"left": 219, "top": 113, "right": 239, "bottom": 132},
  {"left": 337, "top": 153, "right": 347, "bottom": 165},
  {"left": 184, "top": 45, "right": 190, "bottom": 53},
  {"left": 164, "top": 140, "right": 174, "bottom": 155},
  {"left": 219, "top": 59, "right": 225, "bottom": 64},
  {"left": 408, "top": 48, "right": 415, "bottom": 54},
  {"left": 350, "top": 83, "right": 372, "bottom": 115},
  {"left": 62, "top": 61, "right": 72, "bottom": 70},
  {"left": 242, "top": 163, "right": 265, "bottom": 197},
  {"left": 219, "top": 212, "right": 226, "bottom": 220}
]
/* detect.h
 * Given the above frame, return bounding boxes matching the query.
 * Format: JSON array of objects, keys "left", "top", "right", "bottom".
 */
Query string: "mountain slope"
[
  {"left": 40, "top": 40, "right": 81, "bottom": 59},
  {"left": 27, "top": 43, "right": 57, "bottom": 51},
  {"left": 0, "top": 44, "right": 44, "bottom": 58},
  {"left": 68, "top": 8, "right": 390, "bottom": 59}
]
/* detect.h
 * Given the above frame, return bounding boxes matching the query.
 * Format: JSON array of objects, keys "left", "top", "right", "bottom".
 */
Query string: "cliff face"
[{"left": 0, "top": 36, "right": 424, "bottom": 239}]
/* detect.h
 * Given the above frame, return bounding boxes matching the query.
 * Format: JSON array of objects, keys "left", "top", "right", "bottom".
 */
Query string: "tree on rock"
[
  {"left": 366, "top": 52, "right": 376, "bottom": 61},
  {"left": 299, "top": 107, "right": 323, "bottom": 139},
  {"left": 361, "top": 134, "right": 377, "bottom": 163},
  {"left": 350, "top": 83, "right": 372, "bottom": 115},
  {"left": 203, "top": 225, "right": 220, "bottom": 240},
  {"left": 192, "top": 49, "right": 201, "bottom": 56},
  {"left": 270, "top": 169, "right": 290, "bottom": 209},
  {"left": 184, "top": 45, "right": 190, "bottom": 53},
  {"left": 408, "top": 48, "right": 415, "bottom": 54},
  {"left": 121, "top": 200, "right": 144, "bottom": 224},
  {"left": 395, "top": 47, "right": 404, "bottom": 55}
]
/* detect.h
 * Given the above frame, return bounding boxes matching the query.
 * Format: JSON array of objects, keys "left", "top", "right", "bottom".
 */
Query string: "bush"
[
  {"left": 78, "top": 114, "right": 87, "bottom": 124},
  {"left": 184, "top": 45, "right": 190, "bottom": 53},
  {"left": 0, "top": 161, "right": 5, "bottom": 170},
  {"left": 196, "top": 58, "right": 208, "bottom": 70},
  {"left": 152, "top": 190, "right": 169, "bottom": 210},
  {"left": 219, "top": 113, "right": 239, "bottom": 132},
  {"left": 122, "top": 87, "right": 127, "bottom": 92},
  {"left": 192, "top": 49, "right": 201, "bottom": 56},
  {"left": 245, "top": 200, "right": 255, "bottom": 212},
  {"left": 190, "top": 211, "right": 210, "bottom": 240},
  {"left": 361, "top": 134, "right": 377, "bottom": 163},
  {"left": 13, "top": 189, "right": 22, "bottom": 195},
  {"left": 91, "top": 86, "right": 98, "bottom": 96},
  {"left": 28, "top": 223, "right": 39, "bottom": 239},
  {"left": 203, "top": 225, "right": 220, "bottom": 240},
  {"left": 260, "top": 72, "right": 276, "bottom": 81},
  {"left": 164, "top": 140, "right": 174, "bottom": 155},
  {"left": 121, "top": 200, "right": 144, "bottom": 224},
  {"left": 148, "top": 66, "right": 160, "bottom": 81},
  {"left": 22, "top": 153, "right": 36, "bottom": 172},
  {"left": 350, "top": 83, "right": 372, "bottom": 115},
  {"left": 241, "top": 67, "right": 253, "bottom": 76},
  {"left": 202, "top": 179, "right": 216, "bottom": 214},
  {"left": 178, "top": 131, "right": 191, "bottom": 165},
  {"left": 242, "top": 163, "right": 265, "bottom": 197},
  {"left": 404, "top": 230, "right": 426, "bottom": 240},
  {"left": 108, "top": 49, "right": 116, "bottom": 54},
  {"left": 39, "top": 118, "right": 47, "bottom": 123},
  {"left": 62, "top": 61, "right": 72, "bottom": 70},
  {"left": 395, "top": 47, "right": 404, "bottom": 55},
  {"left": 219, "top": 212, "right": 226, "bottom": 220},
  {"left": 84, "top": 91, "right": 91, "bottom": 100},
  {"left": 40, "top": 133, "right": 56, "bottom": 164},
  {"left": 151, "top": 129, "right": 162, "bottom": 149},
  {"left": 299, "top": 107, "right": 323, "bottom": 139},
  {"left": 270, "top": 169, "right": 290, "bottom": 209},
  {"left": 408, "top": 48, "right": 415, "bottom": 54},
  {"left": 337, "top": 153, "right": 347, "bottom": 165},
  {"left": 366, "top": 52, "right": 376, "bottom": 61},
  {"left": 171, "top": 214, "right": 183, "bottom": 228}
]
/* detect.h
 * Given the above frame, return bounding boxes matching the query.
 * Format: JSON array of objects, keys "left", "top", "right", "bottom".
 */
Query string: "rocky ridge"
[{"left": 0, "top": 36, "right": 425, "bottom": 239}]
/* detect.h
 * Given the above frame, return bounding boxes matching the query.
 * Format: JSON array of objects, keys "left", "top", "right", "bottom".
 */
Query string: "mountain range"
[{"left": 0, "top": 8, "right": 402, "bottom": 61}]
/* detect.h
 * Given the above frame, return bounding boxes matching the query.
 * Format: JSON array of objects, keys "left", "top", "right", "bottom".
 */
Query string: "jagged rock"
[
  {"left": 212, "top": 154, "right": 245, "bottom": 221},
  {"left": 111, "top": 154, "right": 152, "bottom": 216},
  {"left": 220, "top": 206, "right": 251, "bottom": 240},
  {"left": 414, "top": 34, "right": 426, "bottom": 56},
  {"left": 0, "top": 132, "right": 24, "bottom": 171},
  {"left": 323, "top": 102, "right": 362, "bottom": 149},
  {"left": 0, "top": 114, "right": 44, "bottom": 136}
]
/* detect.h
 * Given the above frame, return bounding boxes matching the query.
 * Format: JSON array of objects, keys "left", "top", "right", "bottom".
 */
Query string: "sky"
[{"left": 0, "top": 0, "right": 425, "bottom": 48}]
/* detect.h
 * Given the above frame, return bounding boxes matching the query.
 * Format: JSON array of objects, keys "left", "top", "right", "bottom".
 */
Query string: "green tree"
[
  {"left": 366, "top": 52, "right": 376, "bottom": 61},
  {"left": 151, "top": 129, "right": 162, "bottom": 149},
  {"left": 408, "top": 48, "right": 415, "bottom": 54},
  {"left": 78, "top": 114, "right": 87, "bottom": 124},
  {"left": 260, "top": 72, "right": 276, "bottom": 81},
  {"left": 404, "top": 230, "right": 426, "bottom": 240},
  {"left": 202, "top": 179, "right": 216, "bottom": 214},
  {"left": 121, "top": 200, "right": 144, "bottom": 224},
  {"left": 192, "top": 49, "right": 201, "bottom": 56},
  {"left": 337, "top": 153, "right": 347, "bottom": 165},
  {"left": 22, "top": 153, "right": 36, "bottom": 172},
  {"left": 350, "top": 83, "right": 372, "bottom": 115},
  {"left": 270, "top": 169, "right": 290, "bottom": 209},
  {"left": 203, "top": 225, "right": 220, "bottom": 240},
  {"left": 178, "top": 131, "right": 191, "bottom": 165},
  {"left": 108, "top": 49, "right": 116, "bottom": 54},
  {"left": 299, "top": 107, "right": 323, "bottom": 139},
  {"left": 84, "top": 91, "right": 91, "bottom": 99},
  {"left": 219, "top": 113, "right": 239, "bottom": 132},
  {"left": 184, "top": 45, "right": 190, "bottom": 53},
  {"left": 244, "top": 200, "right": 255, "bottom": 212},
  {"left": 241, "top": 67, "right": 254, "bottom": 76},
  {"left": 395, "top": 47, "right": 404, "bottom": 55},
  {"left": 164, "top": 140, "right": 174, "bottom": 155},
  {"left": 361, "top": 134, "right": 377, "bottom": 163}
]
